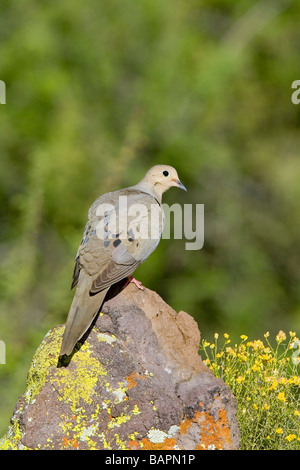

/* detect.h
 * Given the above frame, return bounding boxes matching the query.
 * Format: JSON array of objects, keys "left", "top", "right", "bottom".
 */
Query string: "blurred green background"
[{"left": 1, "top": 0, "right": 300, "bottom": 435}]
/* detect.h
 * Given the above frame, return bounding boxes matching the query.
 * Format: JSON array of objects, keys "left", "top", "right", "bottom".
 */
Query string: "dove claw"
[{"left": 126, "top": 275, "right": 144, "bottom": 290}]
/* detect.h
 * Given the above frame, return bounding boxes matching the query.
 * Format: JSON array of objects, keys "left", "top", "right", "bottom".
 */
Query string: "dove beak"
[{"left": 172, "top": 178, "right": 187, "bottom": 192}]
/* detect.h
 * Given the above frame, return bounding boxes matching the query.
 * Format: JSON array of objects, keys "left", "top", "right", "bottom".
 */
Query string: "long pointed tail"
[{"left": 60, "top": 272, "right": 109, "bottom": 356}]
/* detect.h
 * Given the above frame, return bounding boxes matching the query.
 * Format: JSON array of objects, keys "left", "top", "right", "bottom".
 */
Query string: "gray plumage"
[{"left": 60, "top": 165, "right": 186, "bottom": 356}]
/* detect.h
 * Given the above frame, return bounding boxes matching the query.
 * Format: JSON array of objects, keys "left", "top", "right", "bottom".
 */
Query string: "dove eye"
[{"left": 163, "top": 170, "right": 169, "bottom": 177}]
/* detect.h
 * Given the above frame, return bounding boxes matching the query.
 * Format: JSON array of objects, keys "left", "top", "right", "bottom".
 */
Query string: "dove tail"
[{"left": 60, "top": 273, "right": 109, "bottom": 356}]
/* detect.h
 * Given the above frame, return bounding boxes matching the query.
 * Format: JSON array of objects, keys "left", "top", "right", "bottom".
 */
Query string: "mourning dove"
[{"left": 60, "top": 165, "right": 186, "bottom": 356}]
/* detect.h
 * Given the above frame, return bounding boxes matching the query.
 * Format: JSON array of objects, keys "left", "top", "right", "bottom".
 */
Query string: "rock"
[{"left": 0, "top": 284, "right": 240, "bottom": 450}]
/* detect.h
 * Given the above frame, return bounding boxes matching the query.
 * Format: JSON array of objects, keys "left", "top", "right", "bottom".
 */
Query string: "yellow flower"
[
  {"left": 277, "top": 392, "right": 286, "bottom": 402},
  {"left": 262, "top": 403, "right": 270, "bottom": 411},
  {"left": 253, "top": 403, "right": 258, "bottom": 410},
  {"left": 236, "top": 376, "right": 245, "bottom": 384},
  {"left": 261, "top": 354, "right": 272, "bottom": 362},
  {"left": 293, "top": 410, "right": 300, "bottom": 417},
  {"left": 275, "top": 428, "right": 283, "bottom": 434},
  {"left": 240, "top": 335, "right": 248, "bottom": 340},
  {"left": 224, "top": 333, "right": 229, "bottom": 339},
  {"left": 279, "top": 377, "right": 288, "bottom": 385},
  {"left": 285, "top": 434, "right": 296, "bottom": 442},
  {"left": 238, "top": 352, "right": 248, "bottom": 362},
  {"left": 291, "top": 376, "right": 300, "bottom": 385},
  {"left": 264, "top": 332, "right": 270, "bottom": 338},
  {"left": 252, "top": 364, "right": 261, "bottom": 372},
  {"left": 225, "top": 347, "right": 235, "bottom": 356},
  {"left": 276, "top": 330, "right": 286, "bottom": 342},
  {"left": 268, "top": 380, "right": 278, "bottom": 391},
  {"left": 214, "top": 333, "right": 219, "bottom": 340},
  {"left": 289, "top": 331, "right": 296, "bottom": 338},
  {"left": 203, "top": 341, "right": 210, "bottom": 348},
  {"left": 251, "top": 340, "right": 264, "bottom": 350}
]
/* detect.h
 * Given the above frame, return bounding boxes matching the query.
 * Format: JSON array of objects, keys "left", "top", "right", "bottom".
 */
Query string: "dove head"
[{"left": 134, "top": 165, "right": 187, "bottom": 202}]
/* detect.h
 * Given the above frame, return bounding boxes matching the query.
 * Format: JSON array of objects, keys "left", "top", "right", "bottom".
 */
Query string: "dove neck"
[{"left": 131, "top": 182, "right": 163, "bottom": 204}]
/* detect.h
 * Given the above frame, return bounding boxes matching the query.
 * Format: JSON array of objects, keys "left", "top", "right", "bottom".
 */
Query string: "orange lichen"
[
  {"left": 217, "top": 408, "right": 232, "bottom": 446},
  {"left": 126, "top": 373, "right": 138, "bottom": 389},
  {"left": 195, "top": 407, "right": 233, "bottom": 450},
  {"left": 195, "top": 410, "right": 202, "bottom": 419},
  {"left": 141, "top": 437, "right": 178, "bottom": 450},
  {"left": 62, "top": 436, "right": 79, "bottom": 449},
  {"left": 126, "top": 404, "right": 234, "bottom": 450},
  {"left": 179, "top": 418, "right": 192, "bottom": 435},
  {"left": 174, "top": 403, "right": 233, "bottom": 450},
  {"left": 126, "top": 371, "right": 146, "bottom": 389},
  {"left": 128, "top": 439, "right": 140, "bottom": 450}
]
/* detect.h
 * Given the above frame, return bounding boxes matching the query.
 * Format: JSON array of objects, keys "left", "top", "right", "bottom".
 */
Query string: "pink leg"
[{"left": 125, "top": 275, "right": 144, "bottom": 290}]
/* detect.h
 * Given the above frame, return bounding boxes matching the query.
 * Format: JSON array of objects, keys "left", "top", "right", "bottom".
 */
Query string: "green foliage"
[{"left": 1, "top": 0, "right": 300, "bottom": 435}]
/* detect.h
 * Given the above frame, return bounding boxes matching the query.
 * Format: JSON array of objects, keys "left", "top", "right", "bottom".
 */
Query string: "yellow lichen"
[
  {"left": 132, "top": 404, "right": 140, "bottom": 415},
  {"left": 128, "top": 431, "right": 139, "bottom": 441},
  {"left": 99, "top": 432, "right": 111, "bottom": 449},
  {"left": 0, "top": 419, "right": 29, "bottom": 450},
  {"left": 114, "top": 433, "right": 128, "bottom": 449},
  {"left": 107, "top": 413, "right": 132, "bottom": 429},
  {"left": 51, "top": 343, "right": 107, "bottom": 413},
  {"left": 26, "top": 326, "right": 65, "bottom": 403}
]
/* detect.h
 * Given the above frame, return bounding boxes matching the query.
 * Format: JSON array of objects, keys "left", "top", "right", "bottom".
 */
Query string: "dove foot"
[{"left": 126, "top": 275, "right": 144, "bottom": 290}]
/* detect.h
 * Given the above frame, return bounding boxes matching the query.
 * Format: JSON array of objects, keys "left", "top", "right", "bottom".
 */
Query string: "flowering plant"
[{"left": 200, "top": 331, "right": 300, "bottom": 450}]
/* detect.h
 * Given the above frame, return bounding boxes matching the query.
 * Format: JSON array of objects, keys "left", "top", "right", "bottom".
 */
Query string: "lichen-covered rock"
[{"left": 0, "top": 284, "right": 240, "bottom": 450}]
